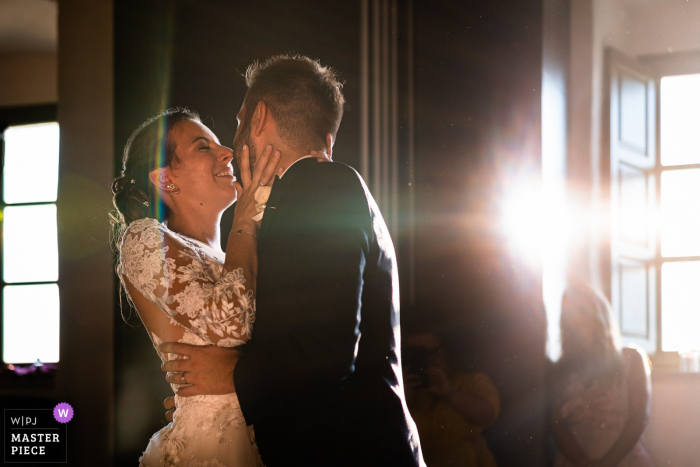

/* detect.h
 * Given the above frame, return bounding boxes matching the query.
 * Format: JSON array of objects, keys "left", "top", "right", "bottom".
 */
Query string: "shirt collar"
[{"left": 278, "top": 155, "right": 314, "bottom": 179}]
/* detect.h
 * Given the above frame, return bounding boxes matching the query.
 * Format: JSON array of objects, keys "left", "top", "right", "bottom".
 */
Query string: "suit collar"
[
  {"left": 258, "top": 157, "right": 318, "bottom": 244},
  {"left": 278, "top": 156, "right": 317, "bottom": 183},
  {"left": 278, "top": 155, "right": 314, "bottom": 179}
]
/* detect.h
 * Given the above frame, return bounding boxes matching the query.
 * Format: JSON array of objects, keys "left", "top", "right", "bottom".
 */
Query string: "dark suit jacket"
[{"left": 233, "top": 158, "right": 423, "bottom": 466}]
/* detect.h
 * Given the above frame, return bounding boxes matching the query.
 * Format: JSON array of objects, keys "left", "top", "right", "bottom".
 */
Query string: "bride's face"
[{"left": 167, "top": 119, "right": 237, "bottom": 211}]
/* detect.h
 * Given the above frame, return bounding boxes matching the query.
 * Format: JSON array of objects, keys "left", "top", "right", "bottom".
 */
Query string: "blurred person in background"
[
  {"left": 549, "top": 282, "right": 654, "bottom": 467},
  {"left": 404, "top": 331, "right": 499, "bottom": 466}
]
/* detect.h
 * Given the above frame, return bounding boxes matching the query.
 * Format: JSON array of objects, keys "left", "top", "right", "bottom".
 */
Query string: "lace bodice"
[
  {"left": 119, "top": 217, "right": 255, "bottom": 348},
  {"left": 119, "top": 218, "right": 262, "bottom": 466},
  {"left": 559, "top": 373, "right": 628, "bottom": 430}
]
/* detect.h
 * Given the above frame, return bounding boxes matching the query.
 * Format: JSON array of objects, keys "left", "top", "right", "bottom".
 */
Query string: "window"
[
  {"left": 658, "top": 74, "right": 700, "bottom": 352},
  {"left": 1, "top": 120, "right": 61, "bottom": 364},
  {"left": 607, "top": 50, "right": 658, "bottom": 355},
  {"left": 607, "top": 50, "right": 700, "bottom": 357}
]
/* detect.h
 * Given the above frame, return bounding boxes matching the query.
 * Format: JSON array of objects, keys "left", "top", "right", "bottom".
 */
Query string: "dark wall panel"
[{"left": 410, "top": 1, "right": 547, "bottom": 465}]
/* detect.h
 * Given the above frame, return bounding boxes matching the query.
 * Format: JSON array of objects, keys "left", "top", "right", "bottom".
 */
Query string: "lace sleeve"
[{"left": 120, "top": 218, "right": 254, "bottom": 347}]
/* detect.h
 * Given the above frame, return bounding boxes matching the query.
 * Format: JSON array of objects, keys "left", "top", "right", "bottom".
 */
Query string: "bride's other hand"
[
  {"left": 163, "top": 396, "right": 175, "bottom": 422},
  {"left": 231, "top": 143, "right": 280, "bottom": 231}
]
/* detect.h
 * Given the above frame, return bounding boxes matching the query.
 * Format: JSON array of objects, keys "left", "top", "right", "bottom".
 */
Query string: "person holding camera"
[{"left": 404, "top": 331, "right": 500, "bottom": 467}]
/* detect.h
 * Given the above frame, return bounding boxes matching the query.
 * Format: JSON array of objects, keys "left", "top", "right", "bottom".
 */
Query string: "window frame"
[
  {"left": 642, "top": 52, "right": 700, "bottom": 363},
  {"left": 0, "top": 104, "right": 58, "bottom": 369}
]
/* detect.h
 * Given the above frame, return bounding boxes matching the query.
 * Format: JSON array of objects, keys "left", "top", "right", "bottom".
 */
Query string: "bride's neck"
[{"left": 165, "top": 208, "right": 222, "bottom": 251}]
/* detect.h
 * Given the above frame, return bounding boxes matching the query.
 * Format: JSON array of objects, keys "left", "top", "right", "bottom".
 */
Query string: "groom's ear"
[
  {"left": 325, "top": 133, "right": 334, "bottom": 160},
  {"left": 252, "top": 101, "right": 270, "bottom": 138}
]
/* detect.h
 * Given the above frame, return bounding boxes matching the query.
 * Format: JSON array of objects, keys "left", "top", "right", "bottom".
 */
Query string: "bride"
[{"left": 111, "top": 108, "right": 327, "bottom": 466}]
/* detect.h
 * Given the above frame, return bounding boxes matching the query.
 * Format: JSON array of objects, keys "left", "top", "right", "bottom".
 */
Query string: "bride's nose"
[{"left": 219, "top": 146, "right": 233, "bottom": 164}]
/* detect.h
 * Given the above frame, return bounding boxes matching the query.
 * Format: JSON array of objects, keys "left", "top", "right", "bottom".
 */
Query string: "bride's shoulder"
[
  {"left": 121, "top": 218, "right": 200, "bottom": 258},
  {"left": 120, "top": 217, "right": 178, "bottom": 253},
  {"left": 123, "top": 217, "right": 164, "bottom": 240}
]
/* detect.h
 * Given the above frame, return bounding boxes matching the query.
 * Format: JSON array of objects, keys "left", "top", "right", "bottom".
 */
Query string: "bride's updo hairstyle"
[
  {"left": 110, "top": 107, "right": 200, "bottom": 242},
  {"left": 559, "top": 281, "right": 622, "bottom": 379}
]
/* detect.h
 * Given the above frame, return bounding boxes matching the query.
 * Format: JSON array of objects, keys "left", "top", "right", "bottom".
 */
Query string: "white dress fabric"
[
  {"left": 554, "top": 359, "right": 654, "bottom": 467},
  {"left": 119, "top": 218, "right": 263, "bottom": 467}
]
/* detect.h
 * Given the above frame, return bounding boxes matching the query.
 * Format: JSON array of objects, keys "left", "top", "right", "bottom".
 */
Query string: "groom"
[{"left": 160, "top": 55, "right": 424, "bottom": 466}]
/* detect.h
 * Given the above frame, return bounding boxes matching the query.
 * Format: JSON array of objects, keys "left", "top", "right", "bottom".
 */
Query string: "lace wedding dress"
[
  {"left": 553, "top": 354, "right": 654, "bottom": 467},
  {"left": 119, "top": 218, "right": 263, "bottom": 467}
]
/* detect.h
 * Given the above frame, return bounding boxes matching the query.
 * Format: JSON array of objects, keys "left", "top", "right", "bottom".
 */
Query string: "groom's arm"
[{"left": 233, "top": 163, "right": 373, "bottom": 424}]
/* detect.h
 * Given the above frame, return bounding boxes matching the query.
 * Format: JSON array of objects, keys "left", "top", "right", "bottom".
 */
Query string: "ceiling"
[{"left": 0, "top": 0, "right": 56, "bottom": 54}]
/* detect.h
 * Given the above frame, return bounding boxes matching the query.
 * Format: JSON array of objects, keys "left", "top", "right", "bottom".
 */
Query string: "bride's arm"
[{"left": 121, "top": 222, "right": 255, "bottom": 346}]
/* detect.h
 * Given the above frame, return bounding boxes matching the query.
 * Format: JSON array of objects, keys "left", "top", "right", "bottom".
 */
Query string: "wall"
[
  {"left": 57, "top": 0, "right": 114, "bottom": 464},
  {"left": 627, "top": 1, "right": 700, "bottom": 56},
  {"left": 645, "top": 373, "right": 700, "bottom": 466},
  {"left": 568, "top": 0, "right": 634, "bottom": 292},
  {"left": 0, "top": 54, "right": 56, "bottom": 107},
  {"left": 569, "top": 1, "right": 700, "bottom": 466},
  {"left": 411, "top": 1, "right": 547, "bottom": 464}
]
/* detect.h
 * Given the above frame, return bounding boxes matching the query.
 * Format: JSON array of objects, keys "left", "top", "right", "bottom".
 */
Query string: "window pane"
[
  {"left": 2, "top": 204, "right": 59, "bottom": 283},
  {"left": 620, "top": 261, "right": 648, "bottom": 336},
  {"left": 619, "top": 166, "right": 649, "bottom": 247},
  {"left": 662, "top": 261, "right": 700, "bottom": 352},
  {"left": 2, "top": 284, "right": 60, "bottom": 364},
  {"left": 620, "top": 75, "right": 647, "bottom": 151},
  {"left": 3, "top": 122, "right": 60, "bottom": 204},
  {"left": 660, "top": 169, "right": 700, "bottom": 257},
  {"left": 661, "top": 74, "right": 700, "bottom": 166}
]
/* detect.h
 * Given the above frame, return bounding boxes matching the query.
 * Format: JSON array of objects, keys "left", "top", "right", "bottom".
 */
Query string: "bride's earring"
[{"left": 167, "top": 183, "right": 180, "bottom": 194}]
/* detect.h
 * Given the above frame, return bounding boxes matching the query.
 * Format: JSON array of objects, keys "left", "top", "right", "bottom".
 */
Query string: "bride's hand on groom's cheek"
[
  {"left": 232, "top": 143, "right": 280, "bottom": 228},
  {"left": 159, "top": 342, "right": 242, "bottom": 397}
]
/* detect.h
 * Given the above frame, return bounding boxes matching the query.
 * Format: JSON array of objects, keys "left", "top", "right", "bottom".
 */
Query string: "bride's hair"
[
  {"left": 110, "top": 107, "right": 200, "bottom": 245},
  {"left": 110, "top": 108, "right": 200, "bottom": 321},
  {"left": 558, "top": 281, "right": 622, "bottom": 378}
]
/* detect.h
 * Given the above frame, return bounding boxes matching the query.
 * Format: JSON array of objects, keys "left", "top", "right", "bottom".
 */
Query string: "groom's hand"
[{"left": 159, "top": 342, "right": 241, "bottom": 397}]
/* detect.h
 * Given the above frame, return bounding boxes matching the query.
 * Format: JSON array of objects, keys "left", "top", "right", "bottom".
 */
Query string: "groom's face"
[{"left": 231, "top": 103, "right": 259, "bottom": 179}]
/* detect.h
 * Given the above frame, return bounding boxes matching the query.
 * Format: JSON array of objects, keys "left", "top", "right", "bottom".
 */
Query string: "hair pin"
[
  {"left": 143, "top": 201, "right": 149, "bottom": 207},
  {"left": 130, "top": 179, "right": 136, "bottom": 184}
]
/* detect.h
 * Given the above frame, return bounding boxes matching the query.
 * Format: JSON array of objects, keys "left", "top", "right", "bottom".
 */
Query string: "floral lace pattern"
[
  {"left": 120, "top": 218, "right": 255, "bottom": 347},
  {"left": 120, "top": 218, "right": 262, "bottom": 466},
  {"left": 138, "top": 333, "right": 254, "bottom": 467}
]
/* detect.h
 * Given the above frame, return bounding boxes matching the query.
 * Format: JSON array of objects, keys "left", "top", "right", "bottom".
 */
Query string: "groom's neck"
[
  {"left": 276, "top": 151, "right": 310, "bottom": 175},
  {"left": 253, "top": 133, "right": 318, "bottom": 175}
]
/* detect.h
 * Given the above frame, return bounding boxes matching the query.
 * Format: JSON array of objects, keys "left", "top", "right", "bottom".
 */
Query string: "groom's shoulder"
[
  {"left": 289, "top": 161, "right": 370, "bottom": 214},
  {"left": 300, "top": 160, "right": 367, "bottom": 194}
]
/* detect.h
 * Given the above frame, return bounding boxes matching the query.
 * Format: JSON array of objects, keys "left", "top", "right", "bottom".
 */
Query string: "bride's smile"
[{"left": 161, "top": 119, "right": 238, "bottom": 213}]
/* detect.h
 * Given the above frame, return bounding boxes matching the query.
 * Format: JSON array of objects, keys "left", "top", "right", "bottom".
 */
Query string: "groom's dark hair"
[{"left": 243, "top": 54, "right": 345, "bottom": 151}]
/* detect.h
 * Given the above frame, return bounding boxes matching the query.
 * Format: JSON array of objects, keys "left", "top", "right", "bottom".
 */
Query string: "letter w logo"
[{"left": 58, "top": 409, "right": 69, "bottom": 417}]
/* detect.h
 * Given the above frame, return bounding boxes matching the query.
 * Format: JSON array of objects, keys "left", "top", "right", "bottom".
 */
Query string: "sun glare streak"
[
  {"left": 500, "top": 182, "right": 544, "bottom": 269},
  {"left": 149, "top": 8, "right": 176, "bottom": 221},
  {"left": 541, "top": 66, "right": 569, "bottom": 361}
]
